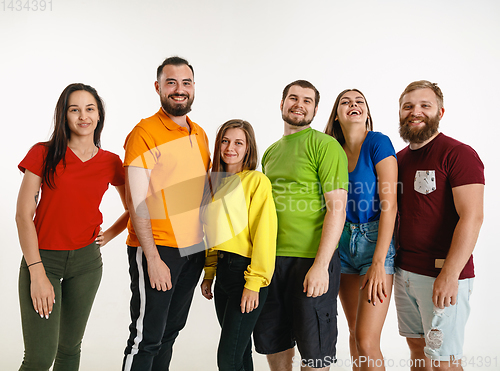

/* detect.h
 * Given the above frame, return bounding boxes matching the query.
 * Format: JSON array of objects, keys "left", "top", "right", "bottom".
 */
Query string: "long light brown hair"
[{"left": 203, "top": 119, "right": 258, "bottom": 206}]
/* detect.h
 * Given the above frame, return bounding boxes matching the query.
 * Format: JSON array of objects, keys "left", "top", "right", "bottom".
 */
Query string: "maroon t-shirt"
[{"left": 396, "top": 133, "right": 484, "bottom": 279}]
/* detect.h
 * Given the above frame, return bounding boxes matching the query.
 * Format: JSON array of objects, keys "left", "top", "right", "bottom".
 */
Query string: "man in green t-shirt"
[{"left": 254, "top": 80, "right": 348, "bottom": 370}]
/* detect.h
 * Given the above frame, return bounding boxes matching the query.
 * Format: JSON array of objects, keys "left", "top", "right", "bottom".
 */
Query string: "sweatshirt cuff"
[
  {"left": 203, "top": 267, "right": 216, "bottom": 280},
  {"left": 244, "top": 278, "right": 263, "bottom": 292}
]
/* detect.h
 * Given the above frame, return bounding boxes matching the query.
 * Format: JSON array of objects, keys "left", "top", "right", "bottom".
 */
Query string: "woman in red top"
[{"left": 16, "top": 83, "right": 129, "bottom": 370}]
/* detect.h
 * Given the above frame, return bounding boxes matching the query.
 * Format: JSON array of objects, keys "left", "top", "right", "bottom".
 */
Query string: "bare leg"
[
  {"left": 406, "top": 338, "right": 431, "bottom": 371},
  {"left": 355, "top": 274, "right": 393, "bottom": 371},
  {"left": 406, "top": 337, "right": 464, "bottom": 370},
  {"left": 302, "top": 366, "right": 330, "bottom": 371},
  {"left": 339, "top": 273, "right": 360, "bottom": 371},
  {"left": 432, "top": 359, "right": 463, "bottom": 371},
  {"left": 267, "top": 348, "right": 295, "bottom": 371}
]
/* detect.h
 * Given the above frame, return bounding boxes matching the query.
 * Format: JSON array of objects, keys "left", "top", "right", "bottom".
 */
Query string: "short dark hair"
[
  {"left": 282, "top": 80, "right": 320, "bottom": 108},
  {"left": 156, "top": 56, "right": 194, "bottom": 81}
]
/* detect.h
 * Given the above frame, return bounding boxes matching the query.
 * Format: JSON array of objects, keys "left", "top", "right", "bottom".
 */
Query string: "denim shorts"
[
  {"left": 339, "top": 220, "right": 395, "bottom": 275},
  {"left": 394, "top": 268, "right": 473, "bottom": 361}
]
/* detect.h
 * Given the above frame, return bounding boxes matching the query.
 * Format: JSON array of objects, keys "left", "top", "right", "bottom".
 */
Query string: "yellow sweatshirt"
[{"left": 202, "top": 170, "right": 277, "bottom": 292}]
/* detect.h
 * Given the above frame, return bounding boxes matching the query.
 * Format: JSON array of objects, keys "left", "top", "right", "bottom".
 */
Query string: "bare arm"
[
  {"left": 126, "top": 166, "right": 172, "bottom": 291},
  {"left": 303, "top": 188, "right": 347, "bottom": 297},
  {"left": 432, "top": 183, "right": 484, "bottom": 309},
  {"left": 362, "top": 156, "right": 398, "bottom": 304},
  {"left": 15, "top": 170, "right": 55, "bottom": 319},
  {"left": 96, "top": 184, "right": 129, "bottom": 247}
]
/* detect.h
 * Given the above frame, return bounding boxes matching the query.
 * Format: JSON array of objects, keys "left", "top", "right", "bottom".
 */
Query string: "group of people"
[{"left": 15, "top": 56, "right": 484, "bottom": 371}]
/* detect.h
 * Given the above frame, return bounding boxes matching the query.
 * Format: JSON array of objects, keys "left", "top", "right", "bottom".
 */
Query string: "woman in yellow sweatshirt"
[{"left": 200, "top": 119, "right": 277, "bottom": 371}]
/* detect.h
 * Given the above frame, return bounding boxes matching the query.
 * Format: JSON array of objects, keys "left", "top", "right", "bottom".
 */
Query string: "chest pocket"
[{"left": 414, "top": 170, "right": 436, "bottom": 195}]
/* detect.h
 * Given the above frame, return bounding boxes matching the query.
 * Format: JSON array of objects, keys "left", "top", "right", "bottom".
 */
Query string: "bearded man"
[
  {"left": 395, "top": 80, "right": 484, "bottom": 371},
  {"left": 122, "top": 56, "right": 210, "bottom": 371}
]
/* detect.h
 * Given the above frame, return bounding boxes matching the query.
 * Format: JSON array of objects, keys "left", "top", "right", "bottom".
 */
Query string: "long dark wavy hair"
[
  {"left": 324, "top": 88, "right": 373, "bottom": 146},
  {"left": 202, "top": 119, "right": 258, "bottom": 207},
  {"left": 42, "top": 83, "right": 105, "bottom": 188}
]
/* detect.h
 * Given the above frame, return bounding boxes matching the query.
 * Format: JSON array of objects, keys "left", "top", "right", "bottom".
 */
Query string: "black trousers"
[
  {"left": 123, "top": 243, "right": 204, "bottom": 371},
  {"left": 214, "top": 251, "right": 268, "bottom": 371}
]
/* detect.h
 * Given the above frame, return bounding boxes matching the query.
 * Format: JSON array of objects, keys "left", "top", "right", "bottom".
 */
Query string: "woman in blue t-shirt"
[{"left": 325, "top": 89, "right": 397, "bottom": 370}]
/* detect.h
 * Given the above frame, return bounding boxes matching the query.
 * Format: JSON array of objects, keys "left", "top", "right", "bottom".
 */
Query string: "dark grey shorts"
[{"left": 253, "top": 249, "right": 341, "bottom": 368}]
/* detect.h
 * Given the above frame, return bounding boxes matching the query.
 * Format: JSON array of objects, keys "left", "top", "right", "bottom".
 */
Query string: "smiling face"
[
  {"left": 66, "top": 90, "right": 100, "bottom": 139},
  {"left": 280, "top": 85, "right": 318, "bottom": 127},
  {"left": 220, "top": 128, "right": 248, "bottom": 174},
  {"left": 336, "top": 90, "right": 369, "bottom": 127},
  {"left": 155, "top": 64, "right": 195, "bottom": 117},
  {"left": 399, "top": 88, "right": 444, "bottom": 145}
]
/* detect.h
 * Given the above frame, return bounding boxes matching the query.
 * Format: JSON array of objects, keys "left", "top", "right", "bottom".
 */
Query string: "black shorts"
[{"left": 253, "top": 249, "right": 341, "bottom": 368}]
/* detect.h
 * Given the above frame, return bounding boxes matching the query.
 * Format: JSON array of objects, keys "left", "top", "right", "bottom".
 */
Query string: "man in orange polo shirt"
[{"left": 122, "top": 56, "right": 210, "bottom": 371}]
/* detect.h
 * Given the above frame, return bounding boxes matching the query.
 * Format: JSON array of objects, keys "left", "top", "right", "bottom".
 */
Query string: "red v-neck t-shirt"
[{"left": 18, "top": 143, "right": 125, "bottom": 251}]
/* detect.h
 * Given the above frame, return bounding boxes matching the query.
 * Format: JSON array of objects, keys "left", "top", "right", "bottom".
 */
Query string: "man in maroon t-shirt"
[{"left": 394, "top": 80, "right": 484, "bottom": 370}]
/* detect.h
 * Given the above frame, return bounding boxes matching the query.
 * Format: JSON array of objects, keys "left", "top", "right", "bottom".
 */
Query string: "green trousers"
[{"left": 18, "top": 242, "right": 103, "bottom": 371}]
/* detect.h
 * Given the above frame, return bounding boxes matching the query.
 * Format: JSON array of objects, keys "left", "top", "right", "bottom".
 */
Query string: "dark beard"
[
  {"left": 160, "top": 94, "right": 194, "bottom": 117},
  {"left": 282, "top": 112, "right": 313, "bottom": 127},
  {"left": 399, "top": 113, "right": 440, "bottom": 144}
]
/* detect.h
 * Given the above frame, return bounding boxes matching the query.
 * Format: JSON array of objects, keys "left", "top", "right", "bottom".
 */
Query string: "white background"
[{"left": 1, "top": 0, "right": 499, "bottom": 370}]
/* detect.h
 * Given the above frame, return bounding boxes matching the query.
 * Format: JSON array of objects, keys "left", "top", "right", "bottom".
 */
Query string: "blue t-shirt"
[{"left": 346, "top": 131, "right": 396, "bottom": 223}]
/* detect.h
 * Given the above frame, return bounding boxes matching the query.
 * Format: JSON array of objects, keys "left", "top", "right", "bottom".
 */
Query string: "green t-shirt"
[{"left": 262, "top": 128, "right": 348, "bottom": 258}]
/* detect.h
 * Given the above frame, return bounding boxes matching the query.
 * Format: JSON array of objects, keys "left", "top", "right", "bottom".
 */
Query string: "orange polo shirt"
[{"left": 124, "top": 108, "right": 210, "bottom": 248}]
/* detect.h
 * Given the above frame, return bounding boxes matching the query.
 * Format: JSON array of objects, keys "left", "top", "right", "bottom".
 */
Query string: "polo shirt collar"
[{"left": 157, "top": 108, "right": 198, "bottom": 134}]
